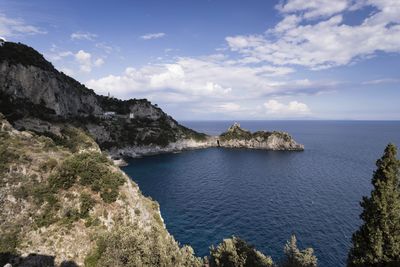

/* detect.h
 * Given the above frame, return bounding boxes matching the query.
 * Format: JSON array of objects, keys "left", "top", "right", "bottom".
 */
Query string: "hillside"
[
  {"left": 0, "top": 42, "right": 206, "bottom": 151},
  {"left": 0, "top": 113, "right": 202, "bottom": 266}
]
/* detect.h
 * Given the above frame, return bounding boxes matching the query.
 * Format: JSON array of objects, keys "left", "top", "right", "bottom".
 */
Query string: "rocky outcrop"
[
  {"left": 0, "top": 113, "right": 200, "bottom": 266},
  {"left": 109, "top": 123, "right": 303, "bottom": 158},
  {"left": 217, "top": 123, "right": 304, "bottom": 151}
]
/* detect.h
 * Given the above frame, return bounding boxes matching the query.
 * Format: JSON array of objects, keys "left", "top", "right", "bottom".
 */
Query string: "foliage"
[
  {"left": 43, "top": 127, "right": 97, "bottom": 153},
  {"left": 220, "top": 126, "right": 252, "bottom": 141},
  {"left": 51, "top": 152, "right": 124, "bottom": 203},
  {"left": 39, "top": 158, "right": 58, "bottom": 171},
  {"left": 34, "top": 204, "right": 59, "bottom": 228},
  {"left": 0, "top": 226, "right": 19, "bottom": 254},
  {"left": 347, "top": 143, "right": 400, "bottom": 267},
  {"left": 80, "top": 193, "right": 96, "bottom": 218},
  {"left": 85, "top": 224, "right": 202, "bottom": 267},
  {"left": 282, "top": 235, "right": 317, "bottom": 267},
  {"left": 209, "top": 236, "right": 274, "bottom": 267}
]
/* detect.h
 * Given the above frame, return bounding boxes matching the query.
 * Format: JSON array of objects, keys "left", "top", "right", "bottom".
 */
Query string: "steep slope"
[
  {"left": 0, "top": 113, "right": 201, "bottom": 266},
  {"left": 0, "top": 42, "right": 206, "bottom": 152}
]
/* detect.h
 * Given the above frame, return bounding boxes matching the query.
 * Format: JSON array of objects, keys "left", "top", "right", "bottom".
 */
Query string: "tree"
[
  {"left": 209, "top": 236, "right": 274, "bottom": 267},
  {"left": 348, "top": 143, "right": 400, "bottom": 267},
  {"left": 282, "top": 235, "right": 317, "bottom": 267}
]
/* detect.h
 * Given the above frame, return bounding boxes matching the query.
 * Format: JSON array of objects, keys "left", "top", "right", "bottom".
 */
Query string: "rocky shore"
[{"left": 109, "top": 123, "right": 304, "bottom": 160}]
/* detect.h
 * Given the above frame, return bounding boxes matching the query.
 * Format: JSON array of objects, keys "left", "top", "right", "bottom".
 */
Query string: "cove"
[{"left": 122, "top": 120, "right": 400, "bottom": 266}]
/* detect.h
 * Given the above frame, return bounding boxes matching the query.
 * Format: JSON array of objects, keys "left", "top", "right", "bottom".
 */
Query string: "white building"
[
  {"left": 129, "top": 112, "right": 134, "bottom": 119},
  {"left": 104, "top": 111, "right": 116, "bottom": 116}
]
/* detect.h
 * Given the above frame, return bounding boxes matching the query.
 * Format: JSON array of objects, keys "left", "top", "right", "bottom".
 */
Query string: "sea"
[{"left": 122, "top": 120, "right": 400, "bottom": 266}]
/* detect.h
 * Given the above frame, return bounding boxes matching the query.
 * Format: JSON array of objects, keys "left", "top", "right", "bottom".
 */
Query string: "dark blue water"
[{"left": 122, "top": 121, "right": 400, "bottom": 266}]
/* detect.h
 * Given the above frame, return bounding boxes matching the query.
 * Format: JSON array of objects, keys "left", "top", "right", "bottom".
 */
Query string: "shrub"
[
  {"left": 34, "top": 204, "right": 58, "bottom": 228},
  {"left": 282, "top": 235, "right": 317, "bottom": 267},
  {"left": 51, "top": 152, "right": 124, "bottom": 203},
  {"left": 39, "top": 158, "right": 58, "bottom": 172},
  {"left": 60, "top": 208, "right": 81, "bottom": 227},
  {"left": 0, "top": 227, "right": 19, "bottom": 254},
  {"left": 80, "top": 193, "right": 95, "bottom": 218},
  {"left": 209, "top": 236, "right": 274, "bottom": 267},
  {"left": 85, "top": 224, "right": 202, "bottom": 267}
]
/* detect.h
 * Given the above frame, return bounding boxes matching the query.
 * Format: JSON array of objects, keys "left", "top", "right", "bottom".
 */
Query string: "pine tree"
[{"left": 348, "top": 143, "right": 400, "bottom": 267}]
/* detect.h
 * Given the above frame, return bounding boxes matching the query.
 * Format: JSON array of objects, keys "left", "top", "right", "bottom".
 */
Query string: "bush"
[
  {"left": 51, "top": 152, "right": 124, "bottom": 203},
  {"left": 210, "top": 236, "right": 274, "bottom": 267},
  {"left": 85, "top": 224, "right": 202, "bottom": 267},
  {"left": 39, "top": 158, "right": 58, "bottom": 172},
  {"left": 282, "top": 235, "right": 317, "bottom": 267},
  {"left": 80, "top": 193, "right": 95, "bottom": 218},
  {"left": 34, "top": 204, "right": 58, "bottom": 228}
]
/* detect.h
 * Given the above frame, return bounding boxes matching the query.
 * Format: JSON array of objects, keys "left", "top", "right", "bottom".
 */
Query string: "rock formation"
[{"left": 217, "top": 122, "right": 304, "bottom": 151}]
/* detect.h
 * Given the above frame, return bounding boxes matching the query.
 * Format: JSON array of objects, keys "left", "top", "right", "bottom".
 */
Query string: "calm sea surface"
[{"left": 122, "top": 121, "right": 400, "bottom": 266}]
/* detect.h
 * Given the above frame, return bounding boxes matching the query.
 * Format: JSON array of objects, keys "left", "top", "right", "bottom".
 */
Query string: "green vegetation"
[
  {"left": 210, "top": 236, "right": 274, "bottom": 267},
  {"left": 51, "top": 152, "right": 125, "bottom": 203},
  {"left": 347, "top": 143, "right": 400, "bottom": 267},
  {"left": 209, "top": 235, "right": 316, "bottom": 267},
  {"left": 42, "top": 126, "right": 97, "bottom": 153},
  {"left": 84, "top": 224, "right": 202, "bottom": 267},
  {"left": 80, "top": 193, "right": 96, "bottom": 218},
  {"left": 220, "top": 127, "right": 252, "bottom": 141},
  {"left": 282, "top": 235, "right": 317, "bottom": 267}
]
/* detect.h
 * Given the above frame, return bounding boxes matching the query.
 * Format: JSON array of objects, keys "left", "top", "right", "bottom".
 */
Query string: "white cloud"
[
  {"left": 94, "top": 58, "right": 104, "bottom": 67},
  {"left": 75, "top": 50, "right": 92, "bottom": 72},
  {"left": 45, "top": 50, "right": 73, "bottom": 61},
  {"left": 140, "top": 32, "right": 166, "bottom": 40},
  {"left": 74, "top": 50, "right": 104, "bottom": 73},
  {"left": 71, "top": 31, "right": 97, "bottom": 41},
  {"left": 362, "top": 78, "right": 400, "bottom": 85},
  {"left": 264, "top": 99, "right": 311, "bottom": 116},
  {"left": 218, "top": 103, "right": 242, "bottom": 112},
  {"left": 226, "top": 0, "right": 400, "bottom": 69},
  {"left": 0, "top": 13, "right": 46, "bottom": 37},
  {"left": 276, "top": 0, "right": 349, "bottom": 19},
  {"left": 86, "top": 54, "right": 310, "bottom": 99}
]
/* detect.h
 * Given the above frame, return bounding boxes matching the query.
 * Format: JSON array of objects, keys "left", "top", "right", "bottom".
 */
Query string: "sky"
[{"left": 0, "top": 0, "right": 399, "bottom": 120}]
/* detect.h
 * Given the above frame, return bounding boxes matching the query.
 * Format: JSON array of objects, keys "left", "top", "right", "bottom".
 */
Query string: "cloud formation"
[
  {"left": 226, "top": 0, "right": 400, "bottom": 69},
  {"left": 73, "top": 50, "right": 104, "bottom": 73},
  {"left": 84, "top": 0, "right": 400, "bottom": 118},
  {"left": 264, "top": 99, "right": 311, "bottom": 116},
  {"left": 71, "top": 31, "right": 97, "bottom": 41},
  {"left": 140, "top": 32, "right": 166, "bottom": 40},
  {"left": 86, "top": 55, "right": 315, "bottom": 100},
  {"left": 0, "top": 13, "right": 46, "bottom": 37}
]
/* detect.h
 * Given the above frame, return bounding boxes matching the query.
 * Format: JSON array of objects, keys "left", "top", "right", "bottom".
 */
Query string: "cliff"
[
  {"left": 0, "top": 113, "right": 201, "bottom": 266},
  {"left": 0, "top": 42, "right": 206, "bottom": 152}
]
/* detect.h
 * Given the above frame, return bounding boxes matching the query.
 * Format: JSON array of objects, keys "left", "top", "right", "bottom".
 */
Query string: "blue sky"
[{"left": 1, "top": 0, "right": 399, "bottom": 120}]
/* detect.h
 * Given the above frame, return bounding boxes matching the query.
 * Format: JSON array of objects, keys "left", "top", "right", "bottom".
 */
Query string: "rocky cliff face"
[
  {"left": 0, "top": 42, "right": 206, "bottom": 151},
  {"left": 0, "top": 113, "right": 201, "bottom": 266}
]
